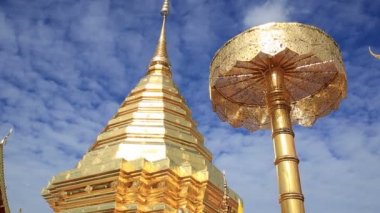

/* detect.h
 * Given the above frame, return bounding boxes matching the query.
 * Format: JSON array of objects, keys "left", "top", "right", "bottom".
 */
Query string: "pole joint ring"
[
  {"left": 279, "top": 192, "right": 305, "bottom": 203},
  {"left": 274, "top": 155, "right": 300, "bottom": 165},
  {"left": 272, "top": 128, "right": 294, "bottom": 138}
]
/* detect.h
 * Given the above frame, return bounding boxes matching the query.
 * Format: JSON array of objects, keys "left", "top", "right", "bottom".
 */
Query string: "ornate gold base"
[{"left": 42, "top": 156, "right": 240, "bottom": 213}]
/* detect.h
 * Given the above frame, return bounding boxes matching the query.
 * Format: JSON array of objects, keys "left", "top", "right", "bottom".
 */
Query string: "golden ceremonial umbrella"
[
  {"left": 209, "top": 22, "right": 347, "bottom": 213},
  {"left": 210, "top": 23, "right": 347, "bottom": 131}
]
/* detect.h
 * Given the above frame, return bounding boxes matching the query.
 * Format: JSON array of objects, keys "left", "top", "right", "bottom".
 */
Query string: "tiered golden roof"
[{"left": 42, "top": 1, "right": 243, "bottom": 212}]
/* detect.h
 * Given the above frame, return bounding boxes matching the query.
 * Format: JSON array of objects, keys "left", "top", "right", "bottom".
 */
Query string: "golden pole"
[{"left": 266, "top": 66, "right": 305, "bottom": 213}]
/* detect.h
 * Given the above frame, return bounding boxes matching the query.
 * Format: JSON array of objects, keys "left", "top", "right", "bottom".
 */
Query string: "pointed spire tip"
[
  {"left": 148, "top": 0, "right": 171, "bottom": 73},
  {"left": 0, "top": 128, "right": 13, "bottom": 145}
]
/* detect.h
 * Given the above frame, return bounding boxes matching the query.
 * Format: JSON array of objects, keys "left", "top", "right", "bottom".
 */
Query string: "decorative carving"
[
  {"left": 111, "top": 181, "right": 118, "bottom": 189},
  {"left": 84, "top": 185, "right": 93, "bottom": 194},
  {"left": 131, "top": 180, "right": 140, "bottom": 188},
  {"left": 59, "top": 191, "right": 68, "bottom": 199}
]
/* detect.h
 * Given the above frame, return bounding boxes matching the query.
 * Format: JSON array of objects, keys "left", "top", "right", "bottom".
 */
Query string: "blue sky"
[{"left": 0, "top": 0, "right": 379, "bottom": 212}]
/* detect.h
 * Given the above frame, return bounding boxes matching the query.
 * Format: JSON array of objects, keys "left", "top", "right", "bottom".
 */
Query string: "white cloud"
[
  {"left": 204, "top": 114, "right": 380, "bottom": 212},
  {"left": 243, "top": 0, "right": 292, "bottom": 27}
]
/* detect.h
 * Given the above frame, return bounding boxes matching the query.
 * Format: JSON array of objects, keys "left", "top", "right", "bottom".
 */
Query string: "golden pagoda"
[{"left": 42, "top": 1, "right": 243, "bottom": 212}]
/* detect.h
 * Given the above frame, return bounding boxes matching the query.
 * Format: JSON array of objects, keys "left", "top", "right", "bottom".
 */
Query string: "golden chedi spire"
[
  {"left": 0, "top": 129, "right": 12, "bottom": 213},
  {"left": 149, "top": 0, "right": 171, "bottom": 75},
  {"left": 42, "top": 1, "right": 243, "bottom": 212}
]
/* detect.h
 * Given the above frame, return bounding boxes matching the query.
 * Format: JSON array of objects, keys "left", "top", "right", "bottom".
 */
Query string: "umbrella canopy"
[{"left": 210, "top": 23, "right": 347, "bottom": 131}]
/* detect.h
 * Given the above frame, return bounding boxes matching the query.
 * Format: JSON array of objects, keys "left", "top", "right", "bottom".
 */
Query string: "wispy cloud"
[{"left": 243, "top": 0, "right": 292, "bottom": 27}]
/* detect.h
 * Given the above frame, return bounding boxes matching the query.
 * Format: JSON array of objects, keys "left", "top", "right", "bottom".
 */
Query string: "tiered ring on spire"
[{"left": 161, "top": 0, "right": 169, "bottom": 16}]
